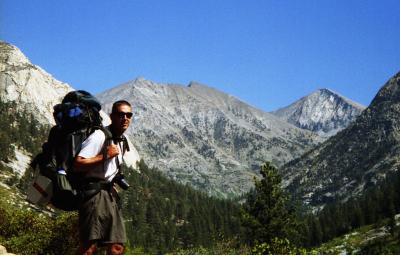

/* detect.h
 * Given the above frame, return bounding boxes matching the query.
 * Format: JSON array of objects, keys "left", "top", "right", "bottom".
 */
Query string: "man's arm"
[{"left": 74, "top": 144, "right": 120, "bottom": 172}]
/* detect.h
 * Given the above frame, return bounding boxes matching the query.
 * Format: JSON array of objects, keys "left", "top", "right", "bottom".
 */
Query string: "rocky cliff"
[{"left": 0, "top": 42, "right": 72, "bottom": 124}]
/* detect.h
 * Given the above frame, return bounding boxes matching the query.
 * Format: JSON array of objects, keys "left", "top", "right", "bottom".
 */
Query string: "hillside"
[
  {"left": 282, "top": 72, "right": 400, "bottom": 210},
  {"left": 316, "top": 216, "right": 400, "bottom": 254},
  {"left": 0, "top": 160, "right": 243, "bottom": 254}
]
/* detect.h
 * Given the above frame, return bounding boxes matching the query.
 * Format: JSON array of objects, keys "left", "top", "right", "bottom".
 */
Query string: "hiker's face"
[{"left": 111, "top": 104, "right": 132, "bottom": 134}]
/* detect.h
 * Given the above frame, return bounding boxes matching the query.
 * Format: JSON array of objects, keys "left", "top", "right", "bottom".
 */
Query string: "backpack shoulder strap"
[
  {"left": 102, "top": 125, "right": 129, "bottom": 155},
  {"left": 99, "top": 126, "right": 113, "bottom": 144},
  {"left": 94, "top": 126, "right": 113, "bottom": 162}
]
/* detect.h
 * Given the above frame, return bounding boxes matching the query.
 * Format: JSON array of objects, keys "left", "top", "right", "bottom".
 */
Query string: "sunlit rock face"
[
  {"left": 0, "top": 42, "right": 72, "bottom": 124},
  {"left": 97, "top": 78, "right": 321, "bottom": 198},
  {"left": 272, "top": 88, "right": 365, "bottom": 137}
]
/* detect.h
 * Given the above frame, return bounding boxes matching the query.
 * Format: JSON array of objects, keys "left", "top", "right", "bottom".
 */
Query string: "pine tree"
[{"left": 242, "top": 162, "right": 300, "bottom": 245}]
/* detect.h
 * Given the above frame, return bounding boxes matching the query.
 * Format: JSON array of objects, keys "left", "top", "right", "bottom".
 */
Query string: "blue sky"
[{"left": 1, "top": 0, "right": 399, "bottom": 111}]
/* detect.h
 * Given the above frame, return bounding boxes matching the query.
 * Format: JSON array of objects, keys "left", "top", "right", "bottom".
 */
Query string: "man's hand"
[
  {"left": 74, "top": 144, "right": 120, "bottom": 172},
  {"left": 106, "top": 144, "right": 120, "bottom": 160}
]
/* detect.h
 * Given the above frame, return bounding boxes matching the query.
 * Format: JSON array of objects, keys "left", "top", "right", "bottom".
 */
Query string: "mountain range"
[
  {"left": 0, "top": 41, "right": 369, "bottom": 200},
  {"left": 96, "top": 79, "right": 321, "bottom": 197},
  {"left": 282, "top": 72, "right": 400, "bottom": 211}
]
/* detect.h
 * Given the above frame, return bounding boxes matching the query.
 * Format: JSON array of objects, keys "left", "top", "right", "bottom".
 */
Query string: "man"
[{"left": 74, "top": 100, "right": 135, "bottom": 255}]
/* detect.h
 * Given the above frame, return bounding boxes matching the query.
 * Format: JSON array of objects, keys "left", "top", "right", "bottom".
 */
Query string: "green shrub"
[
  {"left": 165, "top": 240, "right": 250, "bottom": 255},
  {"left": 251, "top": 238, "right": 316, "bottom": 255},
  {"left": 0, "top": 190, "right": 79, "bottom": 255}
]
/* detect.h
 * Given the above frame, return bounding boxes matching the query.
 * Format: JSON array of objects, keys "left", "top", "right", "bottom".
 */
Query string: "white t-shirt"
[{"left": 78, "top": 130, "right": 123, "bottom": 182}]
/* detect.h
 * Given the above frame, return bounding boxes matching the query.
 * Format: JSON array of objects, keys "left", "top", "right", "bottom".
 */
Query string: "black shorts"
[{"left": 78, "top": 189, "right": 126, "bottom": 244}]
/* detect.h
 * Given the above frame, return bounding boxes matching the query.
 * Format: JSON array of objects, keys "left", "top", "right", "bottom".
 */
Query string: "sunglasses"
[{"left": 113, "top": 111, "right": 133, "bottom": 119}]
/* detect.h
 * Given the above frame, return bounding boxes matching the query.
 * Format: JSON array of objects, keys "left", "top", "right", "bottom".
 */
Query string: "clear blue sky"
[{"left": 1, "top": 0, "right": 399, "bottom": 111}]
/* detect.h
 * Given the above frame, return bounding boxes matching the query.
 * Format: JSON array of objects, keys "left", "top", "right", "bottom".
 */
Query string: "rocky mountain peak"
[
  {"left": 97, "top": 78, "right": 322, "bottom": 198},
  {"left": 316, "top": 88, "right": 364, "bottom": 108},
  {"left": 187, "top": 81, "right": 211, "bottom": 88},
  {"left": 282, "top": 71, "right": 400, "bottom": 210},
  {"left": 0, "top": 41, "right": 72, "bottom": 124},
  {"left": 0, "top": 41, "right": 31, "bottom": 68},
  {"left": 271, "top": 88, "right": 365, "bottom": 137},
  {"left": 135, "top": 76, "right": 146, "bottom": 82},
  {"left": 369, "top": 72, "right": 400, "bottom": 108},
  {"left": 187, "top": 81, "right": 199, "bottom": 88}
]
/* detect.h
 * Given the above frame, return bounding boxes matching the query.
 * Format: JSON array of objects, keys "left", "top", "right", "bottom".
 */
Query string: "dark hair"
[{"left": 111, "top": 100, "right": 131, "bottom": 113}]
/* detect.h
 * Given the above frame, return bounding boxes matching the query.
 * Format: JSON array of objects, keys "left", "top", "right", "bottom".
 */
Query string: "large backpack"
[{"left": 29, "top": 90, "right": 108, "bottom": 211}]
